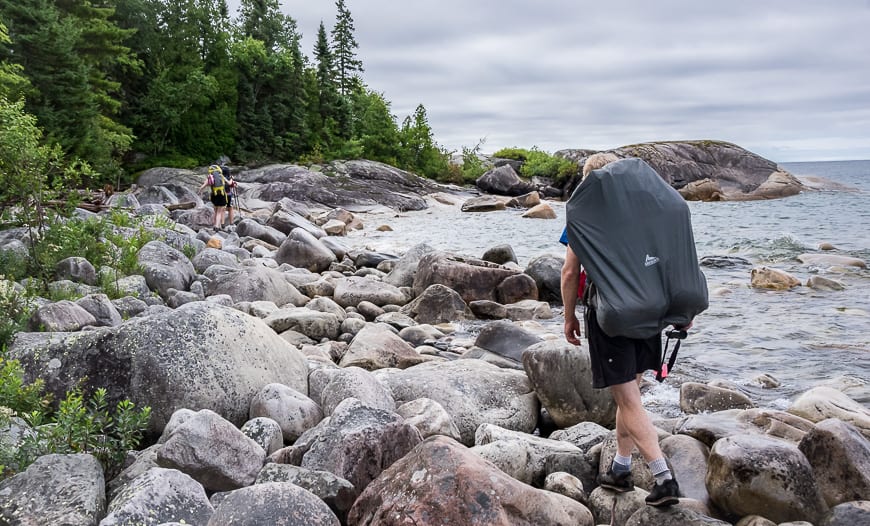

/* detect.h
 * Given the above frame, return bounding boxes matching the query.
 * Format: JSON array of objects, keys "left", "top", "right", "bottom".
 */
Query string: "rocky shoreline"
[{"left": 1, "top": 152, "right": 869, "bottom": 525}]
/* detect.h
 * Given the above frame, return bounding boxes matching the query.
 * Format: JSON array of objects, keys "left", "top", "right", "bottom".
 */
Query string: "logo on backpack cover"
[{"left": 644, "top": 254, "right": 660, "bottom": 267}]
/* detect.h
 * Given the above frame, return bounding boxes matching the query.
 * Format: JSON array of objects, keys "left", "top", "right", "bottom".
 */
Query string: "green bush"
[
  {"left": 0, "top": 281, "right": 34, "bottom": 349},
  {"left": 2, "top": 382, "right": 150, "bottom": 479},
  {"left": 492, "top": 146, "right": 578, "bottom": 184}
]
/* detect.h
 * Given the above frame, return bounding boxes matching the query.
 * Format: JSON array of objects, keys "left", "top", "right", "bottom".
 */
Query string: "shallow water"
[{"left": 345, "top": 160, "right": 870, "bottom": 414}]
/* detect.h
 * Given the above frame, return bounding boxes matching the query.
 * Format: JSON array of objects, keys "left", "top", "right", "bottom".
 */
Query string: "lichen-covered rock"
[
  {"left": 9, "top": 302, "right": 309, "bottom": 436},
  {"left": 101, "top": 467, "right": 213, "bottom": 526},
  {"left": 208, "top": 481, "right": 339, "bottom": 525},
  {"left": 0, "top": 454, "right": 105, "bottom": 526}
]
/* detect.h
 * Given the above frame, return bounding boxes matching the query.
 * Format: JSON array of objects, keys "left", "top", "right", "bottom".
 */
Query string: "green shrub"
[
  {"left": 5, "top": 386, "right": 150, "bottom": 479},
  {"left": 0, "top": 356, "right": 50, "bottom": 415},
  {"left": 492, "top": 146, "right": 578, "bottom": 184},
  {"left": 0, "top": 281, "right": 34, "bottom": 349}
]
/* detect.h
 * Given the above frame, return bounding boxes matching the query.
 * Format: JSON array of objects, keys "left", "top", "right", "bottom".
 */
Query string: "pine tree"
[
  {"left": 399, "top": 103, "right": 448, "bottom": 179},
  {"left": 0, "top": 22, "right": 29, "bottom": 101},
  {"left": 330, "top": 0, "right": 362, "bottom": 97},
  {"left": 311, "top": 21, "right": 342, "bottom": 153}
]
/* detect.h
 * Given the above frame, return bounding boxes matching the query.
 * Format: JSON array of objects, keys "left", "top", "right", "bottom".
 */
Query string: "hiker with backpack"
[
  {"left": 219, "top": 164, "right": 238, "bottom": 227},
  {"left": 198, "top": 164, "right": 230, "bottom": 229},
  {"left": 560, "top": 152, "right": 708, "bottom": 508}
]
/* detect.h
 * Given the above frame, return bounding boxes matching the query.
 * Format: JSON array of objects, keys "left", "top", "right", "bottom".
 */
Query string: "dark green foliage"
[
  {"left": 5, "top": 386, "right": 150, "bottom": 479},
  {"left": 331, "top": 0, "right": 363, "bottom": 96},
  {"left": 399, "top": 104, "right": 450, "bottom": 179},
  {"left": 493, "top": 146, "right": 578, "bottom": 183}
]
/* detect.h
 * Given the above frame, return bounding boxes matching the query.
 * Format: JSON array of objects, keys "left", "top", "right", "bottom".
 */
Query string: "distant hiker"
[
  {"left": 219, "top": 163, "right": 237, "bottom": 226},
  {"left": 199, "top": 164, "right": 229, "bottom": 229},
  {"left": 560, "top": 152, "right": 708, "bottom": 508}
]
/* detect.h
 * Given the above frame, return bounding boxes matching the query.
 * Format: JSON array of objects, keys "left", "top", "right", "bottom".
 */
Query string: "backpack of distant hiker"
[
  {"left": 564, "top": 157, "right": 709, "bottom": 339},
  {"left": 207, "top": 165, "right": 227, "bottom": 197}
]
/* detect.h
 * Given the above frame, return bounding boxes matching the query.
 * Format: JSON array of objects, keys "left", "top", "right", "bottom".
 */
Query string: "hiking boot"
[
  {"left": 597, "top": 468, "right": 634, "bottom": 493},
  {"left": 645, "top": 478, "right": 680, "bottom": 507}
]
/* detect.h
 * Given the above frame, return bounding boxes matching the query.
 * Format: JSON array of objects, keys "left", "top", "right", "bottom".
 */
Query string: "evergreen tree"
[
  {"left": 350, "top": 87, "right": 400, "bottom": 165},
  {"left": 311, "top": 21, "right": 341, "bottom": 154},
  {"left": 399, "top": 103, "right": 448, "bottom": 179},
  {"left": 234, "top": 0, "right": 307, "bottom": 162},
  {"left": 0, "top": 22, "right": 29, "bottom": 101},
  {"left": 330, "top": 0, "right": 362, "bottom": 96}
]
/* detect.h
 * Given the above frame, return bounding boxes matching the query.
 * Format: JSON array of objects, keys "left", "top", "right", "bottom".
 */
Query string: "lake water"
[{"left": 345, "top": 160, "right": 870, "bottom": 415}]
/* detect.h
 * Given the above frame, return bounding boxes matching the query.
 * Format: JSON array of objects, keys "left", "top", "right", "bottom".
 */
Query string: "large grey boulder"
[
  {"left": 333, "top": 276, "right": 408, "bottom": 308},
  {"left": 137, "top": 240, "right": 196, "bottom": 299},
  {"left": 236, "top": 218, "right": 287, "bottom": 246},
  {"left": 299, "top": 398, "right": 423, "bottom": 492},
  {"left": 524, "top": 254, "right": 565, "bottom": 303},
  {"left": 8, "top": 302, "right": 309, "bottom": 436},
  {"left": 383, "top": 243, "right": 437, "bottom": 287},
  {"left": 157, "top": 409, "right": 266, "bottom": 492},
  {"left": 28, "top": 300, "right": 97, "bottom": 331},
  {"left": 472, "top": 423, "right": 594, "bottom": 488},
  {"left": 203, "top": 265, "right": 309, "bottom": 306},
  {"left": 706, "top": 434, "right": 829, "bottom": 523},
  {"left": 76, "top": 293, "right": 124, "bottom": 327},
  {"left": 412, "top": 251, "right": 524, "bottom": 303},
  {"left": 241, "top": 417, "right": 285, "bottom": 455},
  {"left": 348, "top": 435, "right": 593, "bottom": 526},
  {"left": 476, "top": 164, "right": 535, "bottom": 196},
  {"left": 319, "top": 366, "right": 396, "bottom": 416},
  {"left": 275, "top": 229, "right": 337, "bottom": 272},
  {"left": 264, "top": 307, "right": 342, "bottom": 341},
  {"left": 788, "top": 387, "right": 870, "bottom": 439},
  {"left": 267, "top": 209, "right": 327, "bottom": 238},
  {"left": 395, "top": 398, "right": 462, "bottom": 441},
  {"left": 191, "top": 247, "right": 240, "bottom": 273},
  {"left": 255, "top": 465, "right": 356, "bottom": 525},
  {"left": 249, "top": 383, "right": 324, "bottom": 443},
  {"left": 209, "top": 481, "right": 340, "bottom": 525},
  {"left": 0, "top": 454, "right": 105, "bottom": 526},
  {"left": 522, "top": 340, "right": 616, "bottom": 428},
  {"left": 819, "top": 501, "right": 870, "bottom": 526},
  {"left": 475, "top": 320, "right": 543, "bottom": 363},
  {"left": 55, "top": 256, "right": 98, "bottom": 285},
  {"left": 101, "top": 467, "right": 214, "bottom": 526},
  {"left": 400, "top": 283, "right": 472, "bottom": 324},
  {"left": 383, "top": 359, "right": 539, "bottom": 445},
  {"left": 339, "top": 322, "right": 428, "bottom": 370},
  {"left": 798, "top": 418, "right": 870, "bottom": 507}
]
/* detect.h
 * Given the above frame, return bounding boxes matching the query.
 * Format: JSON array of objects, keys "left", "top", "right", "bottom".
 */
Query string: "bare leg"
[
  {"left": 214, "top": 206, "right": 225, "bottom": 228},
  {"left": 609, "top": 375, "right": 664, "bottom": 462}
]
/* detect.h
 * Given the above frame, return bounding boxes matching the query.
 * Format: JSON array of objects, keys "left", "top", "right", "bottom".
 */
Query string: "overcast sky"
[{"left": 231, "top": 1, "right": 870, "bottom": 162}]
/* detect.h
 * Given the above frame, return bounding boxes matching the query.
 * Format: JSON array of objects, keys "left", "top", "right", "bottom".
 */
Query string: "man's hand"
[{"left": 564, "top": 316, "right": 582, "bottom": 346}]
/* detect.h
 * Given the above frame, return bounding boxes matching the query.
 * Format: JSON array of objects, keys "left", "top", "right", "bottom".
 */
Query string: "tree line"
[{"left": 0, "top": 0, "right": 450, "bottom": 186}]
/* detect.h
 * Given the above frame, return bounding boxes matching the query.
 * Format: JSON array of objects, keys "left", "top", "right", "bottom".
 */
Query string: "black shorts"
[
  {"left": 227, "top": 194, "right": 234, "bottom": 207},
  {"left": 585, "top": 307, "right": 662, "bottom": 388},
  {"left": 210, "top": 193, "right": 228, "bottom": 207}
]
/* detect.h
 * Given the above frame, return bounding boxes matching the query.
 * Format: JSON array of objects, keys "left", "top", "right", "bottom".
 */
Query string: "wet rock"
[
  {"left": 806, "top": 275, "right": 846, "bottom": 291},
  {"left": 706, "top": 434, "right": 829, "bottom": 523},
  {"left": 660, "top": 434, "right": 712, "bottom": 507},
  {"left": 521, "top": 202, "right": 557, "bottom": 219},
  {"left": 680, "top": 382, "right": 756, "bottom": 414},
  {"left": 482, "top": 243, "right": 518, "bottom": 265},
  {"left": 460, "top": 195, "right": 507, "bottom": 212},
  {"left": 798, "top": 418, "right": 870, "bottom": 506},
  {"left": 476, "top": 164, "right": 535, "bottom": 196},
  {"left": 382, "top": 243, "right": 437, "bottom": 288},
  {"left": 750, "top": 266, "right": 801, "bottom": 290},
  {"left": 496, "top": 272, "right": 538, "bottom": 304},
  {"left": 524, "top": 254, "right": 565, "bottom": 303},
  {"left": 797, "top": 253, "right": 867, "bottom": 268}
]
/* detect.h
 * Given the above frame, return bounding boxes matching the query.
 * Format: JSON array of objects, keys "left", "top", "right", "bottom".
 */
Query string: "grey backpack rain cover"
[{"left": 565, "top": 157, "right": 709, "bottom": 339}]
